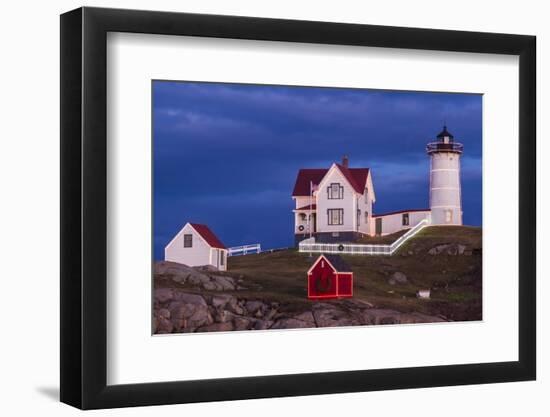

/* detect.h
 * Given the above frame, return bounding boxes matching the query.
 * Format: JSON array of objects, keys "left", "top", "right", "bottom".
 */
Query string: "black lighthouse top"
[
  {"left": 436, "top": 125, "right": 454, "bottom": 140},
  {"left": 426, "top": 125, "right": 463, "bottom": 154}
]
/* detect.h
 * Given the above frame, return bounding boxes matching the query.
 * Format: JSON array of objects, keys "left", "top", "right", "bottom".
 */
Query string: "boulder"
[
  {"left": 252, "top": 319, "right": 274, "bottom": 330},
  {"left": 293, "top": 311, "right": 316, "bottom": 324},
  {"left": 196, "top": 322, "right": 234, "bottom": 332},
  {"left": 233, "top": 317, "right": 252, "bottom": 331},
  {"left": 312, "top": 305, "right": 360, "bottom": 327},
  {"left": 271, "top": 318, "right": 315, "bottom": 329},
  {"left": 428, "top": 243, "right": 469, "bottom": 256},
  {"left": 156, "top": 317, "right": 173, "bottom": 334},
  {"left": 388, "top": 271, "right": 408, "bottom": 285},
  {"left": 245, "top": 300, "right": 265, "bottom": 314},
  {"left": 154, "top": 261, "right": 236, "bottom": 291},
  {"left": 211, "top": 294, "right": 234, "bottom": 308},
  {"left": 154, "top": 288, "right": 174, "bottom": 303},
  {"left": 157, "top": 308, "right": 171, "bottom": 319}
]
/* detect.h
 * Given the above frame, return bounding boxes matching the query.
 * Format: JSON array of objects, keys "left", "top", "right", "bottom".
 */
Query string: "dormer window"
[{"left": 328, "top": 183, "right": 344, "bottom": 199}]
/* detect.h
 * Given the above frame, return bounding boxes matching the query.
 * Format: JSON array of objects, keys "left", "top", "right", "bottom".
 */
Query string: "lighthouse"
[{"left": 427, "top": 126, "right": 464, "bottom": 225}]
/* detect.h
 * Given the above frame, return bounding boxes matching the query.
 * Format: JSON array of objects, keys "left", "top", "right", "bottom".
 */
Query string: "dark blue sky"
[{"left": 153, "top": 81, "right": 482, "bottom": 259}]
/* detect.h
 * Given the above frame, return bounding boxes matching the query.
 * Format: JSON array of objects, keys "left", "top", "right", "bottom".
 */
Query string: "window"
[
  {"left": 365, "top": 212, "right": 369, "bottom": 223},
  {"left": 364, "top": 187, "right": 368, "bottom": 204},
  {"left": 445, "top": 210, "right": 453, "bottom": 223},
  {"left": 327, "top": 208, "right": 344, "bottom": 225},
  {"left": 327, "top": 183, "right": 344, "bottom": 199},
  {"left": 402, "top": 213, "right": 409, "bottom": 226},
  {"left": 183, "top": 234, "right": 193, "bottom": 247},
  {"left": 219, "top": 250, "right": 225, "bottom": 266},
  {"left": 357, "top": 209, "right": 361, "bottom": 226}
]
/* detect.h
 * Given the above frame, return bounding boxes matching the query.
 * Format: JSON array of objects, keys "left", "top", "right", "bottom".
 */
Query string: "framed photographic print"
[{"left": 60, "top": 6, "right": 536, "bottom": 410}]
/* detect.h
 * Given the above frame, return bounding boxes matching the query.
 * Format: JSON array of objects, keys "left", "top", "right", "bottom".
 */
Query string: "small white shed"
[{"left": 164, "top": 223, "right": 228, "bottom": 271}]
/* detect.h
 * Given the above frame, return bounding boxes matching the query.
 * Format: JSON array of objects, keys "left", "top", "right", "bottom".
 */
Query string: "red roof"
[
  {"left": 372, "top": 208, "right": 430, "bottom": 218},
  {"left": 296, "top": 204, "right": 317, "bottom": 210},
  {"left": 292, "top": 165, "right": 370, "bottom": 196},
  {"left": 189, "top": 223, "right": 226, "bottom": 249}
]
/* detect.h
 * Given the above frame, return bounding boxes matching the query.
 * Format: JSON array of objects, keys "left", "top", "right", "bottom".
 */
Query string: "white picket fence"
[
  {"left": 228, "top": 243, "right": 261, "bottom": 257},
  {"left": 298, "top": 219, "right": 430, "bottom": 256}
]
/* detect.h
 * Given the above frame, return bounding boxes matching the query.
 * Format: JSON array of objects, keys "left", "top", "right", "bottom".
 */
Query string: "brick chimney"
[{"left": 342, "top": 155, "right": 349, "bottom": 168}]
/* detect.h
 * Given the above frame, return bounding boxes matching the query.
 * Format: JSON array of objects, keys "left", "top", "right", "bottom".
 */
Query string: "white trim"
[
  {"left": 306, "top": 254, "right": 339, "bottom": 275},
  {"left": 317, "top": 164, "right": 361, "bottom": 197}
]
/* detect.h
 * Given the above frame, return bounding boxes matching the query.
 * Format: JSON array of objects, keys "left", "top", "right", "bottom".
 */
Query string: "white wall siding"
[
  {"left": 316, "top": 167, "right": 355, "bottom": 234},
  {"left": 165, "top": 223, "right": 227, "bottom": 271},
  {"left": 374, "top": 210, "right": 431, "bottom": 235},
  {"left": 358, "top": 174, "right": 374, "bottom": 235}
]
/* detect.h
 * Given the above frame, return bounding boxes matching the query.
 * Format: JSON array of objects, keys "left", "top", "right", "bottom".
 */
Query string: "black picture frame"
[{"left": 60, "top": 6, "right": 536, "bottom": 410}]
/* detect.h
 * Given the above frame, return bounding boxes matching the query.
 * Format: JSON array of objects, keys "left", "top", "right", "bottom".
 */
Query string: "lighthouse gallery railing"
[{"left": 298, "top": 218, "right": 430, "bottom": 256}]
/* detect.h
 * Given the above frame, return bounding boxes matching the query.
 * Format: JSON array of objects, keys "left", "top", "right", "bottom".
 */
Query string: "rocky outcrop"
[
  {"left": 388, "top": 271, "right": 408, "bottom": 285},
  {"left": 154, "top": 261, "right": 240, "bottom": 291},
  {"left": 153, "top": 286, "right": 445, "bottom": 334},
  {"left": 428, "top": 243, "right": 472, "bottom": 256}
]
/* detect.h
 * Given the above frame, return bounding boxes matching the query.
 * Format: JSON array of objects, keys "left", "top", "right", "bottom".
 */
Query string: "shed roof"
[
  {"left": 316, "top": 254, "right": 353, "bottom": 273},
  {"left": 189, "top": 223, "right": 226, "bottom": 249}
]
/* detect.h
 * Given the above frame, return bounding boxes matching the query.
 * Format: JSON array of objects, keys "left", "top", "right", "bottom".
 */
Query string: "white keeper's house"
[
  {"left": 165, "top": 223, "right": 228, "bottom": 271},
  {"left": 292, "top": 126, "right": 464, "bottom": 245}
]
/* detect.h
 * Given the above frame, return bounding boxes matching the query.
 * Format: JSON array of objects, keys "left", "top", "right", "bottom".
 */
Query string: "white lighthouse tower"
[{"left": 427, "top": 126, "right": 464, "bottom": 225}]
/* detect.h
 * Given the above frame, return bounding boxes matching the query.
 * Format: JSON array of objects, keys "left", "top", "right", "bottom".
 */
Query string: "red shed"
[{"left": 307, "top": 254, "right": 353, "bottom": 299}]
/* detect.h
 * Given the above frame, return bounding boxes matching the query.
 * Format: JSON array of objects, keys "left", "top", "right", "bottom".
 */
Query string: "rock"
[
  {"left": 264, "top": 308, "right": 278, "bottom": 321},
  {"left": 428, "top": 243, "right": 470, "bottom": 256},
  {"left": 211, "top": 294, "right": 233, "bottom": 308},
  {"left": 196, "top": 322, "right": 234, "bottom": 332},
  {"left": 312, "top": 305, "right": 360, "bottom": 327},
  {"left": 400, "top": 313, "right": 446, "bottom": 324},
  {"left": 154, "top": 288, "right": 174, "bottom": 303},
  {"left": 210, "top": 275, "right": 236, "bottom": 291},
  {"left": 392, "top": 272, "right": 408, "bottom": 283},
  {"left": 154, "top": 261, "right": 236, "bottom": 291},
  {"left": 293, "top": 311, "right": 316, "bottom": 324},
  {"left": 158, "top": 308, "right": 170, "bottom": 319},
  {"left": 389, "top": 271, "right": 408, "bottom": 285},
  {"left": 362, "top": 309, "right": 401, "bottom": 325},
  {"left": 173, "top": 292, "right": 207, "bottom": 306},
  {"left": 214, "top": 309, "right": 233, "bottom": 323},
  {"left": 271, "top": 318, "right": 315, "bottom": 329},
  {"left": 156, "top": 317, "right": 173, "bottom": 333},
  {"left": 225, "top": 298, "right": 245, "bottom": 315},
  {"left": 168, "top": 295, "right": 212, "bottom": 329},
  {"left": 233, "top": 317, "right": 252, "bottom": 331},
  {"left": 245, "top": 301, "right": 265, "bottom": 314},
  {"left": 252, "top": 319, "right": 274, "bottom": 330}
]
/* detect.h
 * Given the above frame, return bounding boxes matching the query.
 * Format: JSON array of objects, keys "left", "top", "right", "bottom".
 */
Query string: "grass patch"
[{"left": 159, "top": 226, "right": 482, "bottom": 322}]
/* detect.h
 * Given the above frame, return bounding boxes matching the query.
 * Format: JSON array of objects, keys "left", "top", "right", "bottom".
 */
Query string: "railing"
[
  {"left": 228, "top": 243, "right": 261, "bottom": 257},
  {"left": 426, "top": 142, "right": 463, "bottom": 154},
  {"left": 298, "top": 219, "right": 430, "bottom": 256}
]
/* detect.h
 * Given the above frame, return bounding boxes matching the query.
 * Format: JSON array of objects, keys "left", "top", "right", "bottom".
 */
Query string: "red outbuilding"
[{"left": 307, "top": 254, "right": 353, "bottom": 299}]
